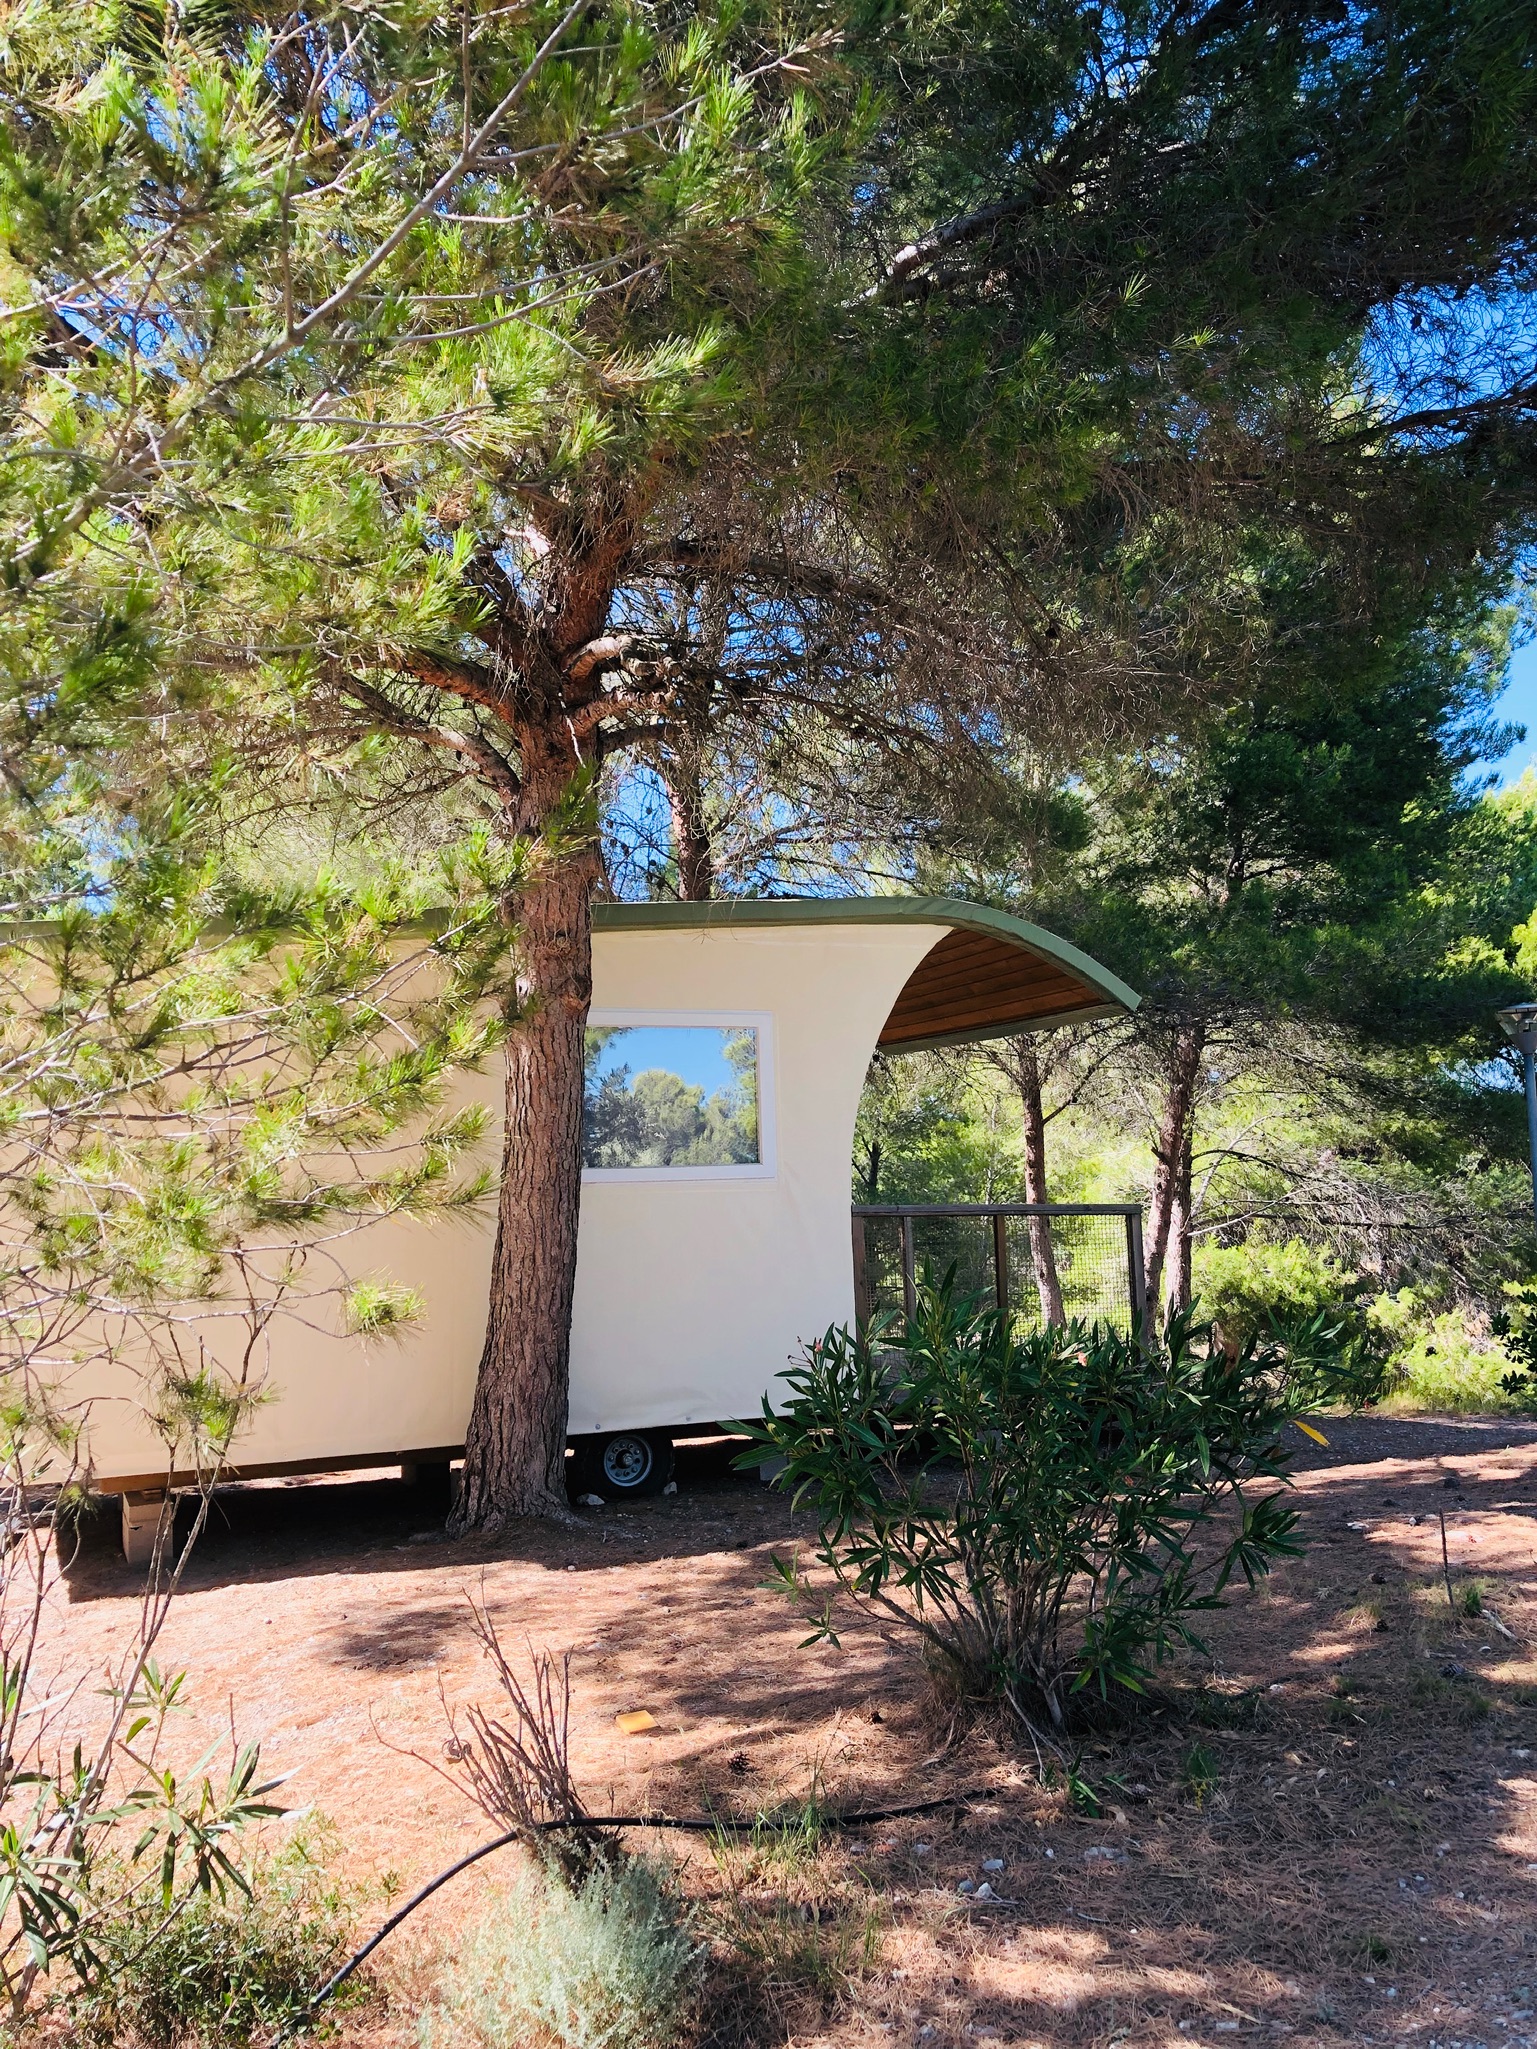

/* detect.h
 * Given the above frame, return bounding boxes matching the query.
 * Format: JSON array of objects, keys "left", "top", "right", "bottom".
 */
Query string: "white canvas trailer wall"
[{"left": 78, "top": 899, "right": 1136, "bottom": 1517}]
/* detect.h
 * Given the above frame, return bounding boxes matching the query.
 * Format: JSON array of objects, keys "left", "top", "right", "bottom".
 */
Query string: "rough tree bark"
[
  {"left": 398, "top": 510, "right": 643, "bottom": 1533},
  {"left": 452, "top": 847, "right": 599, "bottom": 1530},
  {"left": 1014, "top": 1035, "right": 1066, "bottom": 1324},
  {"left": 1142, "top": 1019, "right": 1204, "bottom": 1321}
]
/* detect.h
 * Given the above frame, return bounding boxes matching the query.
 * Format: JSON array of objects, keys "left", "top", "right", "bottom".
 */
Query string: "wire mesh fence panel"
[
  {"left": 1002, "top": 1211, "right": 1135, "bottom": 1334},
  {"left": 858, "top": 1214, "right": 1003, "bottom": 1322},
  {"left": 854, "top": 1206, "right": 1140, "bottom": 1337},
  {"left": 860, "top": 1215, "right": 907, "bottom": 1322},
  {"left": 909, "top": 1213, "right": 996, "bottom": 1305}
]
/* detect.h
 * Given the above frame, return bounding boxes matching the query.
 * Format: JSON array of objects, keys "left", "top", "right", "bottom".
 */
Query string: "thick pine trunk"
[
  {"left": 451, "top": 851, "right": 598, "bottom": 1531},
  {"left": 1015, "top": 1037, "right": 1065, "bottom": 1324},
  {"left": 1142, "top": 1020, "right": 1204, "bottom": 1323}
]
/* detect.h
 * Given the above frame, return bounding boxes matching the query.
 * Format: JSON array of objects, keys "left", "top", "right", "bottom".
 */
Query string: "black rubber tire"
[{"left": 571, "top": 1429, "right": 674, "bottom": 1500}]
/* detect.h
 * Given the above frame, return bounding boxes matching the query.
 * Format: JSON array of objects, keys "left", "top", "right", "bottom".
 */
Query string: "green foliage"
[
  {"left": 852, "top": 1053, "right": 1015, "bottom": 1205},
  {"left": 1037, "top": 603, "right": 1533, "bottom": 1041},
  {"left": 1049, "top": 1762, "right": 1102, "bottom": 1817},
  {"left": 344, "top": 1279, "right": 425, "bottom": 1339},
  {"left": 57, "top": 1827, "right": 356, "bottom": 2047},
  {"left": 700, "top": 1802, "right": 886, "bottom": 2028},
  {"left": 0, "top": 1366, "right": 305, "bottom": 2016},
  {"left": 0, "top": 801, "right": 516, "bottom": 1469},
  {"left": 709, "top": 1887, "right": 881, "bottom": 2021},
  {"left": 894, "top": 589, "right": 1537, "bottom": 1368},
  {"left": 0, "top": 815, "right": 515, "bottom": 2019},
  {"left": 1193, "top": 1240, "right": 1365, "bottom": 1352},
  {"left": 847, "top": 1, "right": 1537, "bottom": 706},
  {"left": 0, "top": 1649, "right": 292, "bottom": 2016},
  {"left": 1490, "top": 1278, "right": 1537, "bottom": 1407},
  {"left": 741, "top": 1276, "right": 1380, "bottom": 1738},
  {"left": 0, "top": 0, "right": 833, "bottom": 690},
  {"left": 1372, "top": 1291, "right": 1529, "bottom": 1414},
  {"left": 420, "top": 1852, "right": 702, "bottom": 2049}
]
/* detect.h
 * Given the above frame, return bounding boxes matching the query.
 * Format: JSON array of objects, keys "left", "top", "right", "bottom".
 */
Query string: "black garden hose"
[{"left": 284, "top": 1789, "right": 979, "bottom": 2037}]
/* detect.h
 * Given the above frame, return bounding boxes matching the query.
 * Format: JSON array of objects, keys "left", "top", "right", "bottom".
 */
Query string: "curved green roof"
[{"left": 593, "top": 895, "right": 1139, "bottom": 1048}]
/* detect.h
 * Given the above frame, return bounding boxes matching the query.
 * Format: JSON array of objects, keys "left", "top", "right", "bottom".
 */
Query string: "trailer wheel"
[{"left": 572, "top": 1430, "right": 674, "bottom": 1500}]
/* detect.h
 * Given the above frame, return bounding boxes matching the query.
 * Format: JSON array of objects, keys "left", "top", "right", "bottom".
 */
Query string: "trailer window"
[{"left": 582, "top": 1020, "right": 766, "bottom": 1173}]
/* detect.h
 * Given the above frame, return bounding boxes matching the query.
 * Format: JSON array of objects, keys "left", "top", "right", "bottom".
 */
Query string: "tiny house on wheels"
[{"left": 87, "top": 898, "right": 1138, "bottom": 1556}]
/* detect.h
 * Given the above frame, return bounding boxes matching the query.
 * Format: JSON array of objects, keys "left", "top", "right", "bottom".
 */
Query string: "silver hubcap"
[{"left": 601, "top": 1435, "right": 653, "bottom": 1488}]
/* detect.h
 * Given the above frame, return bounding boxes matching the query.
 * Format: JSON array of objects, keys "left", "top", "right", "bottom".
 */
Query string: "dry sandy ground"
[{"left": 35, "top": 1414, "right": 1537, "bottom": 2049}]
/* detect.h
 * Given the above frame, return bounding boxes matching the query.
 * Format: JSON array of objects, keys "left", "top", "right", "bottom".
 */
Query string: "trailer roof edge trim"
[{"left": 592, "top": 896, "right": 1139, "bottom": 1053}]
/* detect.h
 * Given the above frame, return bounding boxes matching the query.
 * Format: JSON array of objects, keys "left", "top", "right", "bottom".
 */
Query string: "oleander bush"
[
  {"left": 57, "top": 1827, "right": 358, "bottom": 2047},
  {"left": 745, "top": 1275, "right": 1386, "bottom": 1743}
]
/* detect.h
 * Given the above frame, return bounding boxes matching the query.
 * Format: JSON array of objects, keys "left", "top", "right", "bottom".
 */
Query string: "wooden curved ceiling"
[{"left": 878, "top": 928, "right": 1105, "bottom": 1051}]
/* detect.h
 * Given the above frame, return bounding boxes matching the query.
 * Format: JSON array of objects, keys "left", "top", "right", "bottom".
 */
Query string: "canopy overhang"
[{"left": 592, "top": 896, "right": 1138, "bottom": 1053}]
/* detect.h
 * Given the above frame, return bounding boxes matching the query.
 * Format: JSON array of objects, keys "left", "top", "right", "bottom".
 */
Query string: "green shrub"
[
  {"left": 59, "top": 1829, "right": 355, "bottom": 2047},
  {"left": 420, "top": 1851, "right": 701, "bottom": 2049},
  {"left": 1369, "top": 1290, "right": 1525, "bottom": 1413},
  {"left": 1192, "top": 1238, "right": 1363, "bottom": 1354},
  {"left": 1490, "top": 1278, "right": 1537, "bottom": 1408},
  {"left": 743, "top": 1276, "right": 1380, "bottom": 1740}
]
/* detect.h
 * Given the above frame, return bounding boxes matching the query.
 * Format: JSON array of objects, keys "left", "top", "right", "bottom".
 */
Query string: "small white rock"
[
  {"left": 578, "top": 1493, "right": 605, "bottom": 1507},
  {"left": 662, "top": 1480, "right": 678, "bottom": 1495},
  {"left": 973, "top": 1882, "right": 997, "bottom": 1902},
  {"left": 982, "top": 1858, "right": 1005, "bottom": 1872}
]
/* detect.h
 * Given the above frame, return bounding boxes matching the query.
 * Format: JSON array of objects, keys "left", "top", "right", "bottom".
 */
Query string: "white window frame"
[{"left": 581, "top": 1009, "right": 777, "bottom": 1183}]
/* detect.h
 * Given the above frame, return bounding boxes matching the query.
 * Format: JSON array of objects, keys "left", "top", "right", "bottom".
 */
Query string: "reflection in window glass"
[{"left": 583, "top": 1025, "right": 759, "bottom": 1168}]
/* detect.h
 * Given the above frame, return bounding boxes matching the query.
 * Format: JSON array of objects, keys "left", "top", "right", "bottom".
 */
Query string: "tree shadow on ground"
[
  {"left": 714, "top": 1427, "right": 1537, "bottom": 2049},
  {"left": 52, "top": 1415, "right": 1537, "bottom": 2047}
]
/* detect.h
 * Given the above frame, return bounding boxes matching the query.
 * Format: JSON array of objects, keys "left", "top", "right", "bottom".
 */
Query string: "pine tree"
[
  {"left": 11, "top": 0, "right": 1537, "bottom": 1526},
  {"left": 1026, "top": 605, "right": 1537, "bottom": 1314}
]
